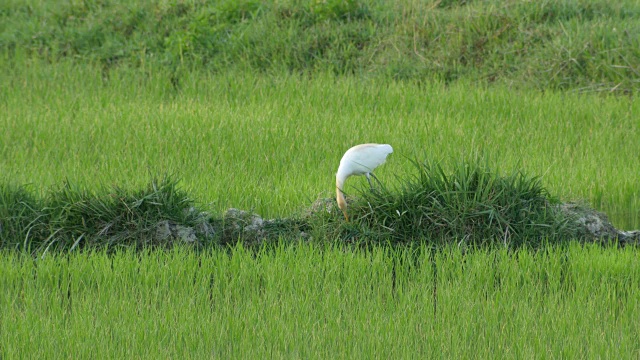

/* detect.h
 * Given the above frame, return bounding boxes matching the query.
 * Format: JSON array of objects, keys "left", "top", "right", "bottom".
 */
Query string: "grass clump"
[
  {"left": 0, "top": 177, "right": 213, "bottom": 254},
  {"left": 340, "top": 159, "right": 577, "bottom": 246},
  {"left": 0, "top": 160, "right": 622, "bottom": 252}
]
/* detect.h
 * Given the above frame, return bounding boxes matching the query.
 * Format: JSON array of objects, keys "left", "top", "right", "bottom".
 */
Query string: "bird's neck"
[
  {"left": 336, "top": 174, "right": 347, "bottom": 203},
  {"left": 336, "top": 174, "right": 345, "bottom": 192},
  {"left": 336, "top": 182, "right": 347, "bottom": 216}
]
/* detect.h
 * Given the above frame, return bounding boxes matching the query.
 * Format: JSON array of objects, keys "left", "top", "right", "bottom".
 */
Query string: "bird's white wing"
[{"left": 341, "top": 144, "right": 393, "bottom": 174}]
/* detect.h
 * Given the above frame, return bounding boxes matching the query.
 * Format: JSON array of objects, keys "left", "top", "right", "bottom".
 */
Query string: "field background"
[
  {"left": 2, "top": 62, "right": 639, "bottom": 228},
  {"left": 2, "top": 0, "right": 639, "bottom": 227},
  {"left": 1, "top": 0, "right": 640, "bottom": 358}
]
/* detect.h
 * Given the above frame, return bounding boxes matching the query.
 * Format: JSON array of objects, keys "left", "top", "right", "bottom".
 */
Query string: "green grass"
[
  {"left": 1, "top": 243, "right": 638, "bottom": 358},
  {"left": 0, "top": 177, "right": 218, "bottom": 252},
  {"left": 1, "top": 62, "right": 638, "bottom": 229},
  {"left": 345, "top": 158, "right": 577, "bottom": 246},
  {"left": 2, "top": 1, "right": 639, "bottom": 357},
  {"left": 2, "top": 0, "right": 639, "bottom": 92},
  {"left": 0, "top": 159, "right": 591, "bottom": 252}
]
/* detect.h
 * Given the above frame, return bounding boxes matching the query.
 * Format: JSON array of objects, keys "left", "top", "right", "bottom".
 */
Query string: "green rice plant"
[
  {"left": 1, "top": 62, "right": 638, "bottom": 228},
  {"left": 1, "top": 243, "right": 639, "bottom": 358}
]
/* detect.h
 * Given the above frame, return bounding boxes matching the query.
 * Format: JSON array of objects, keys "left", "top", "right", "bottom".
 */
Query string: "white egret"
[{"left": 336, "top": 143, "right": 393, "bottom": 221}]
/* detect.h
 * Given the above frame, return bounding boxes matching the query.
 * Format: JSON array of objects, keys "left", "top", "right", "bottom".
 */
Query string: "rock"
[
  {"left": 618, "top": 230, "right": 640, "bottom": 245},
  {"left": 196, "top": 221, "right": 216, "bottom": 240},
  {"left": 308, "top": 197, "right": 337, "bottom": 215},
  {"left": 222, "top": 208, "right": 311, "bottom": 245},
  {"left": 176, "top": 225, "right": 197, "bottom": 243},
  {"left": 223, "top": 208, "right": 266, "bottom": 244},
  {"left": 154, "top": 212, "right": 215, "bottom": 245},
  {"left": 155, "top": 220, "right": 173, "bottom": 241},
  {"left": 556, "top": 203, "right": 639, "bottom": 245}
]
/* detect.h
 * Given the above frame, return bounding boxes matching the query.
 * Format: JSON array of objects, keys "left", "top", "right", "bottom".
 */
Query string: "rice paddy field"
[
  {"left": 3, "top": 61, "right": 639, "bottom": 360},
  {"left": 1, "top": 244, "right": 640, "bottom": 358},
  {"left": 2, "top": 0, "right": 640, "bottom": 358},
  {"left": 2, "top": 61, "right": 639, "bottom": 227}
]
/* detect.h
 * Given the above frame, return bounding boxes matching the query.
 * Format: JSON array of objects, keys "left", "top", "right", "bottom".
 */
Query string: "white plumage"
[{"left": 336, "top": 143, "right": 393, "bottom": 221}]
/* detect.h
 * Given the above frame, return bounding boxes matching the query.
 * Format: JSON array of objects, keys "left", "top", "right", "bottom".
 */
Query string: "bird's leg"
[{"left": 366, "top": 173, "right": 374, "bottom": 190}]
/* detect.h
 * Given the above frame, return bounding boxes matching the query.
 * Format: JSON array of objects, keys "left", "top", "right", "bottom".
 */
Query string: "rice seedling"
[
  {"left": 1, "top": 64, "right": 638, "bottom": 228},
  {"left": 1, "top": 243, "right": 638, "bottom": 358}
]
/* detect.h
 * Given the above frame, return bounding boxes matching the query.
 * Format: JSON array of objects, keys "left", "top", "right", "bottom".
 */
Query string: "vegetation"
[
  {"left": 0, "top": 177, "right": 214, "bottom": 253},
  {"left": 1, "top": 159, "right": 588, "bottom": 252},
  {"left": 1, "top": 0, "right": 639, "bottom": 357},
  {"left": 345, "top": 159, "right": 577, "bottom": 246},
  {"left": 1, "top": 243, "right": 639, "bottom": 358},
  {"left": 2, "top": 63, "right": 638, "bottom": 229},
  {"left": 2, "top": 0, "right": 639, "bottom": 92}
]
